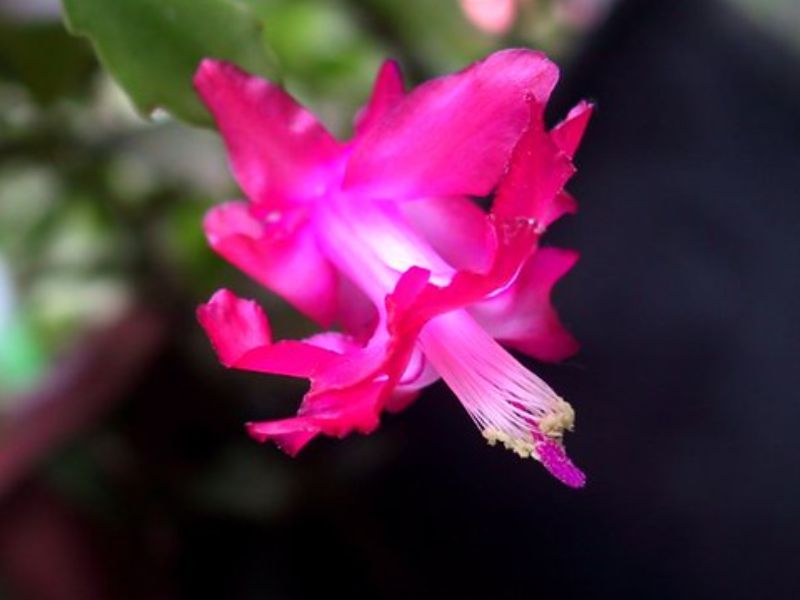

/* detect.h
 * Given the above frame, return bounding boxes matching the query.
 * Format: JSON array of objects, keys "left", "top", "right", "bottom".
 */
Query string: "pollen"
[
  {"left": 482, "top": 427, "right": 539, "bottom": 460},
  {"left": 538, "top": 397, "right": 575, "bottom": 439}
]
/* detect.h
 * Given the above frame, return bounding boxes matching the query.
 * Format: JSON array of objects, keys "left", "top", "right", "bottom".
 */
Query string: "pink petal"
[
  {"left": 551, "top": 100, "right": 594, "bottom": 159},
  {"left": 492, "top": 103, "right": 577, "bottom": 231},
  {"left": 344, "top": 49, "right": 559, "bottom": 200},
  {"left": 247, "top": 380, "right": 386, "bottom": 455},
  {"left": 197, "top": 289, "right": 339, "bottom": 378},
  {"left": 353, "top": 59, "right": 405, "bottom": 138},
  {"left": 194, "top": 59, "right": 341, "bottom": 207},
  {"left": 400, "top": 196, "right": 494, "bottom": 272},
  {"left": 204, "top": 202, "right": 339, "bottom": 326},
  {"left": 243, "top": 274, "right": 445, "bottom": 455},
  {"left": 384, "top": 217, "right": 540, "bottom": 335},
  {"left": 336, "top": 275, "right": 380, "bottom": 343},
  {"left": 196, "top": 289, "right": 270, "bottom": 367},
  {"left": 471, "top": 247, "right": 580, "bottom": 362},
  {"left": 384, "top": 388, "right": 420, "bottom": 413}
]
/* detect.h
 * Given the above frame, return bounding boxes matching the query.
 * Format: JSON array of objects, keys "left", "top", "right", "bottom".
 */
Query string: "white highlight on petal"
[
  {"left": 317, "top": 192, "right": 453, "bottom": 305},
  {"left": 419, "top": 309, "right": 575, "bottom": 461}
]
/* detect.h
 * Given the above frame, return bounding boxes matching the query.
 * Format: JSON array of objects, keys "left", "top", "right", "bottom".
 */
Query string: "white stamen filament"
[
  {"left": 317, "top": 193, "right": 452, "bottom": 306},
  {"left": 419, "top": 310, "right": 575, "bottom": 460}
]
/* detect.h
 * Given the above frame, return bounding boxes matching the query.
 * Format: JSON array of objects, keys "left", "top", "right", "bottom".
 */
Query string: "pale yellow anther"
[
  {"left": 482, "top": 427, "right": 540, "bottom": 460},
  {"left": 539, "top": 398, "right": 576, "bottom": 439}
]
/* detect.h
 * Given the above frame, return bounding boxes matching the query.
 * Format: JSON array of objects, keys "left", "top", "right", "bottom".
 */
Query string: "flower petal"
[
  {"left": 471, "top": 247, "right": 580, "bottom": 362},
  {"left": 247, "top": 380, "right": 385, "bottom": 455},
  {"left": 353, "top": 59, "right": 405, "bottom": 138},
  {"left": 336, "top": 275, "right": 380, "bottom": 343},
  {"left": 243, "top": 274, "right": 441, "bottom": 455},
  {"left": 194, "top": 59, "right": 341, "bottom": 207},
  {"left": 204, "top": 202, "right": 339, "bottom": 326},
  {"left": 196, "top": 289, "right": 270, "bottom": 367},
  {"left": 400, "top": 196, "right": 494, "bottom": 272},
  {"left": 381, "top": 103, "right": 586, "bottom": 338},
  {"left": 551, "top": 100, "right": 594, "bottom": 159},
  {"left": 492, "top": 103, "right": 577, "bottom": 231},
  {"left": 344, "top": 49, "right": 559, "bottom": 200},
  {"left": 197, "top": 289, "right": 339, "bottom": 378}
]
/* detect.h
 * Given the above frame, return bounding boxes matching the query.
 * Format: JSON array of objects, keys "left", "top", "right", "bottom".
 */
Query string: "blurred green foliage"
[
  {"left": 0, "top": 19, "right": 94, "bottom": 103},
  {"left": 0, "top": 314, "right": 46, "bottom": 396},
  {"left": 62, "top": 0, "right": 280, "bottom": 125}
]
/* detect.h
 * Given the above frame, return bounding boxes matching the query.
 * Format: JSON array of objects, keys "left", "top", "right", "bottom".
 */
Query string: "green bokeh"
[{"left": 61, "top": 0, "right": 280, "bottom": 125}]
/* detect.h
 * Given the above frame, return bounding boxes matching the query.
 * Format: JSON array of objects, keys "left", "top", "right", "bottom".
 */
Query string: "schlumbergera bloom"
[{"left": 195, "top": 50, "right": 592, "bottom": 487}]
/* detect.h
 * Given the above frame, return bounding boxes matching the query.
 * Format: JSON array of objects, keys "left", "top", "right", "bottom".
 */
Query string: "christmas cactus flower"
[{"left": 195, "top": 50, "right": 592, "bottom": 487}]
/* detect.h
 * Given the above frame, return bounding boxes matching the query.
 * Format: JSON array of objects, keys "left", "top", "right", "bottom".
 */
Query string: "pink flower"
[
  {"left": 195, "top": 50, "right": 592, "bottom": 487},
  {"left": 460, "top": 0, "right": 519, "bottom": 35}
]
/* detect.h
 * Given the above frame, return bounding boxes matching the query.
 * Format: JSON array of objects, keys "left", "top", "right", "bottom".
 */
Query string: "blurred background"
[{"left": 1, "top": 0, "right": 799, "bottom": 598}]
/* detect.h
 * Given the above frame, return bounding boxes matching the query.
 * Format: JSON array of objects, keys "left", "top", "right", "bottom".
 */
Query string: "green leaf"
[{"left": 61, "top": 0, "right": 279, "bottom": 125}]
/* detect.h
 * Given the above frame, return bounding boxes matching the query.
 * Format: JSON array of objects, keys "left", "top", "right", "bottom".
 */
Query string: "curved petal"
[
  {"left": 336, "top": 275, "right": 380, "bottom": 343},
  {"left": 204, "top": 202, "right": 339, "bottom": 326},
  {"left": 194, "top": 59, "right": 341, "bottom": 207},
  {"left": 353, "top": 59, "right": 405, "bottom": 139},
  {"left": 197, "top": 289, "right": 270, "bottom": 367},
  {"left": 245, "top": 331, "right": 418, "bottom": 454},
  {"left": 381, "top": 98, "right": 591, "bottom": 338},
  {"left": 247, "top": 380, "right": 385, "bottom": 455},
  {"left": 242, "top": 280, "right": 441, "bottom": 455},
  {"left": 197, "top": 289, "right": 339, "bottom": 378},
  {"left": 470, "top": 247, "right": 580, "bottom": 362},
  {"left": 492, "top": 103, "right": 577, "bottom": 232},
  {"left": 344, "top": 49, "right": 559, "bottom": 200},
  {"left": 400, "top": 196, "right": 493, "bottom": 272}
]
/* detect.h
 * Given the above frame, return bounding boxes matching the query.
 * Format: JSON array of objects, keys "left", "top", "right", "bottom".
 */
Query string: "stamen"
[{"left": 420, "top": 310, "right": 584, "bottom": 486}]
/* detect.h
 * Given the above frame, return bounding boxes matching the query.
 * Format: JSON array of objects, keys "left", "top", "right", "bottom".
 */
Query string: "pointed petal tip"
[
  {"left": 245, "top": 421, "right": 266, "bottom": 442},
  {"left": 193, "top": 57, "right": 228, "bottom": 89},
  {"left": 378, "top": 58, "right": 403, "bottom": 79},
  {"left": 552, "top": 99, "right": 595, "bottom": 159},
  {"left": 196, "top": 288, "right": 272, "bottom": 368},
  {"left": 247, "top": 420, "right": 320, "bottom": 456}
]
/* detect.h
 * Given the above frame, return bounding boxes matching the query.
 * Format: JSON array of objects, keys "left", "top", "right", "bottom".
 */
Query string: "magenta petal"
[
  {"left": 384, "top": 389, "right": 420, "bottom": 413},
  {"left": 400, "top": 197, "right": 494, "bottom": 272},
  {"left": 551, "top": 100, "right": 594, "bottom": 159},
  {"left": 197, "top": 289, "right": 270, "bottom": 367},
  {"left": 471, "top": 247, "right": 580, "bottom": 362},
  {"left": 336, "top": 276, "right": 380, "bottom": 343},
  {"left": 344, "top": 49, "right": 559, "bottom": 200},
  {"left": 492, "top": 104, "right": 577, "bottom": 231},
  {"left": 247, "top": 380, "right": 385, "bottom": 454},
  {"left": 354, "top": 59, "right": 405, "bottom": 138},
  {"left": 204, "top": 202, "right": 339, "bottom": 326},
  {"left": 194, "top": 59, "right": 341, "bottom": 206},
  {"left": 197, "top": 289, "right": 339, "bottom": 378},
  {"left": 246, "top": 418, "right": 320, "bottom": 456}
]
